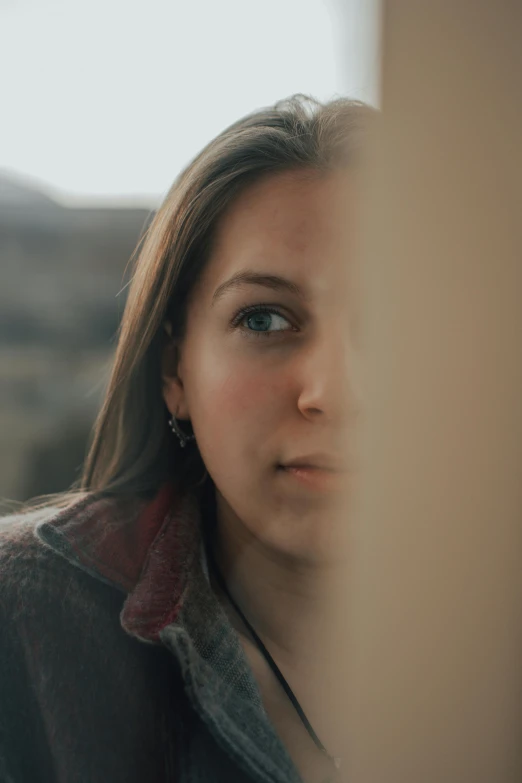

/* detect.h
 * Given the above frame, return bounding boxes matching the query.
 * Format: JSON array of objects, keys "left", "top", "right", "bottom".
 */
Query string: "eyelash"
[{"left": 231, "top": 303, "right": 296, "bottom": 339}]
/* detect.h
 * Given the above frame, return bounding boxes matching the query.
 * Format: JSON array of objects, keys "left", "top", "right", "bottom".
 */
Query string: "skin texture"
[{"left": 162, "top": 168, "right": 360, "bottom": 781}]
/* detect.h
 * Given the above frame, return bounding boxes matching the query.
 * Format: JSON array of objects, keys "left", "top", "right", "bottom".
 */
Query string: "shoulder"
[
  {"left": 0, "top": 505, "right": 99, "bottom": 646},
  {"left": 0, "top": 505, "right": 62, "bottom": 598},
  {"left": 0, "top": 499, "right": 125, "bottom": 629},
  {"left": 0, "top": 512, "right": 62, "bottom": 783},
  {"left": 0, "top": 504, "right": 59, "bottom": 535},
  {"left": 0, "top": 503, "right": 156, "bottom": 782},
  {"left": 0, "top": 501, "right": 133, "bottom": 708}
]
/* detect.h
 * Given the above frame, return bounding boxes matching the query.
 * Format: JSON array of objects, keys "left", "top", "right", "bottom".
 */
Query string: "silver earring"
[{"left": 168, "top": 414, "right": 196, "bottom": 448}]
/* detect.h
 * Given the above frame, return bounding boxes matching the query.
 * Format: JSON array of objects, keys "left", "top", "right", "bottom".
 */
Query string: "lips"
[
  {"left": 277, "top": 463, "right": 348, "bottom": 491},
  {"left": 283, "top": 463, "right": 339, "bottom": 471},
  {"left": 279, "top": 454, "right": 348, "bottom": 472}
]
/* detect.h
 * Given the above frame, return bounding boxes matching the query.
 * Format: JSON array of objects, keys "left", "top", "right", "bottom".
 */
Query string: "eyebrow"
[{"left": 212, "top": 270, "right": 307, "bottom": 306}]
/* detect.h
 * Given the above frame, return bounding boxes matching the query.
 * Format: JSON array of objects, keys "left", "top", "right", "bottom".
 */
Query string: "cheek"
[
  {"left": 203, "top": 358, "right": 282, "bottom": 425},
  {"left": 188, "top": 345, "right": 290, "bottom": 463},
  {"left": 224, "top": 368, "right": 275, "bottom": 414}
]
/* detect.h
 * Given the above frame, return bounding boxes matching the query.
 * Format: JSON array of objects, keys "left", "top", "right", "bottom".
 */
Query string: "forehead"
[{"left": 198, "top": 169, "right": 355, "bottom": 300}]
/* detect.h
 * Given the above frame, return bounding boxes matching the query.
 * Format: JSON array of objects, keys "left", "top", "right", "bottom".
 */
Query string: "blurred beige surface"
[{"left": 345, "top": 2, "right": 522, "bottom": 780}]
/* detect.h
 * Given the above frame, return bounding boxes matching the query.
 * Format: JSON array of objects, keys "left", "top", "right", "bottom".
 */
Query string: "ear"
[{"left": 161, "top": 320, "right": 191, "bottom": 420}]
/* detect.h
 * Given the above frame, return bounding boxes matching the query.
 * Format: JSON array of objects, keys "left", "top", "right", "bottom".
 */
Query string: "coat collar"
[{"left": 35, "top": 481, "right": 202, "bottom": 642}]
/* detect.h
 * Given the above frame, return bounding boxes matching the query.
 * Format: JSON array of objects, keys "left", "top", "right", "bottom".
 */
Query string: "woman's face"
[{"left": 164, "top": 168, "right": 361, "bottom": 563}]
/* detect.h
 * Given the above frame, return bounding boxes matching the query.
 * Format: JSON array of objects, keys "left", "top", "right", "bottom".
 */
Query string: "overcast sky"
[{"left": 1, "top": 0, "right": 380, "bottom": 205}]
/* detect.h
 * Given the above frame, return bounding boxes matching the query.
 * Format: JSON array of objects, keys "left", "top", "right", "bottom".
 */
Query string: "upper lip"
[{"left": 280, "top": 453, "right": 349, "bottom": 472}]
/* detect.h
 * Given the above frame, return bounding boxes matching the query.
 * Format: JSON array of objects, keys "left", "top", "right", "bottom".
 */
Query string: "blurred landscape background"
[
  {"left": 0, "top": 0, "right": 379, "bottom": 505},
  {"left": 0, "top": 169, "right": 154, "bottom": 502}
]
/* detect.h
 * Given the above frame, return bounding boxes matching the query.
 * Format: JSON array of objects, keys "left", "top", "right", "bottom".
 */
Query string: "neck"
[
  {"left": 206, "top": 491, "right": 352, "bottom": 775},
  {"left": 209, "top": 501, "right": 349, "bottom": 681}
]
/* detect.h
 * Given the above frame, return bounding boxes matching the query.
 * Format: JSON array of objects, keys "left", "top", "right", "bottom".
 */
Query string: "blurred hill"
[{"left": 0, "top": 171, "right": 155, "bottom": 505}]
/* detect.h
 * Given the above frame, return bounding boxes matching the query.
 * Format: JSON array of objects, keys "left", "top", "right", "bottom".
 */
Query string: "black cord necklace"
[{"left": 205, "top": 540, "right": 342, "bottom": 775}]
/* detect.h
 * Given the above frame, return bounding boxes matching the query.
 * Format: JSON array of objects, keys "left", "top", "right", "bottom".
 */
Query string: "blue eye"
[{"left": 232, "top": 305, "right": 295, "bottom": 339}]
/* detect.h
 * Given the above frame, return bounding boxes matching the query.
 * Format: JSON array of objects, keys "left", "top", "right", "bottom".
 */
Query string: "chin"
[{"left": 256, "top": 503, "right": 351, "bottom": 566}]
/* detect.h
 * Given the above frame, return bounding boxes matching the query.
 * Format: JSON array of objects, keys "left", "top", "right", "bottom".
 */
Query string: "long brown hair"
[{"left": 30, "top": 94, "right": 374, "bottom": 510}]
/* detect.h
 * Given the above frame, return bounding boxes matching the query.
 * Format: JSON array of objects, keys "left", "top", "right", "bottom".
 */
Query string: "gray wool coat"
[{"left": 0, "top": 482, "right": 304, "bottom": 783}]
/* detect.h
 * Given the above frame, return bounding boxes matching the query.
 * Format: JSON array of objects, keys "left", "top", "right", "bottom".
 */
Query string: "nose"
[{"left": 295, "top": 323, "right": 362, "bottom": 426}]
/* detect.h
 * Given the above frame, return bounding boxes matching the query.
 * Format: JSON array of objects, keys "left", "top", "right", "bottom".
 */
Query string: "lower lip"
[{"left": 277, "top": 465, "right": 346, "bottom": 491}]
